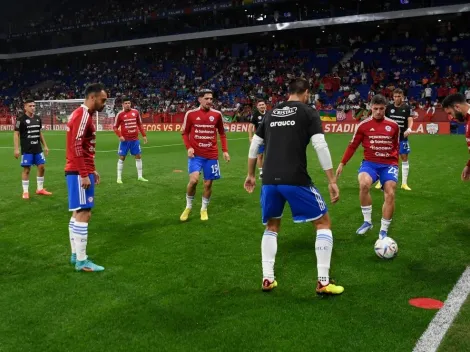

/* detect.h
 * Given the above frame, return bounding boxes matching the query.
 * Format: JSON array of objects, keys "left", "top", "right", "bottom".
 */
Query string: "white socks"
[
  {"left": 361, "top": 205, "right": 372, "bottom": 223},
  {"left": 37, "top": 177, "right": 44, "bottom": 191},
  {"left": 201, "top": 197, "right": 210, "bottom": 211},
  {"left": 117, "top": 159, "right": 124, "bottom": 179},
  {"left": 402, "top": 161, "right": 409, "bottom": 185},
  {"left": 186, "top": 194, "right": 194, "bottom": 209},
  {"left": 380, "top": 218, "right": 392, "bottom": 236},
  {"left": 262, "top": 230, "right": 278, "bottom": 281},
  {"left": 69, "top": 217, "right": 76, "bottom": 254},
  {"left": 73, "top": 222, "right": 88, "bottom": 262},
  {"left": 315, "top": 229, "right": 333, "bottom": 286},
  {"left": 136, "top": 159, "right": 143, "bottom": 178},
  {"left": 22, "top": 180, "right": 29, "bottom": 193}
]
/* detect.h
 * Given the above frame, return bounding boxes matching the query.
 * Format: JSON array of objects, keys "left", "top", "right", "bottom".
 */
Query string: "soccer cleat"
[
  {"left": 36, "top": 189, "right": 52, "bottom": 196},
  {"left": 316, "top": 281, "right": 344, "bottom": 295},
  {"left": 200, "top": 210, "right": 209, "bottom": 221},
  {"left": 138, "top": 177, "right": 148, "bottom": 182},
  {"left": 379, "top": 230, "right": 388, "bottom": 240},
  {"left": 75, "top": 259, "right": 105, "bottom": 272},
  {"left": 401, "top": 184, "right": 412, "bottom": 191},
  {"left": 356, "top": 221, "right": 373, "bottom": 235},
  {"left": 70, "top": 253, "right": 77, "bottom": 265},
  {"left": 262, "top": 278, "right": 278, "bottom": 291},
  {"left": 375, "top": 181, "right": 382, "bottom": 189},
  {"left": 22, "top": 192, "right": 29, "bottom": 199},
  {"left": 180, "top": 208, "right": 191, "bottom": 222},
  {"left": 117, "top": 179, "right": 123, "bottom": 184}
]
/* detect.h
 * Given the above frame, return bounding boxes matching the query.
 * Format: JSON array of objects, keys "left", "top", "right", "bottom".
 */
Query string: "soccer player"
[
  {"left": 13, "top": 98, "right": 52, "bottom": 199},
  {"left": 442, "top": 93, "right": 470, "bottom": 181},
  {"left": 336, "top": 94, "right": 400, "bottom": 239},
  {"left": 248, "top": 100, "right": 267, "bottom": 179},
  {"left": 65, "top": 83, "right": 107, "bottom": 272},
  {"left": 244, "top": 78, "right": 343, "bottom": 295},
  {"left": 180, "top": 89, "right": 230, "bottom": 222},
  {"left": 375, "top": 88, "right": 414, "bottom": 190},
  {"left": 113, "top": 97, "right": 148, "bottom": 183}
]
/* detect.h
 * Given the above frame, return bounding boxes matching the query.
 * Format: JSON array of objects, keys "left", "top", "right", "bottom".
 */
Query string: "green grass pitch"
[{"left": 0, "top": 131, "right": 469, "bottom": 352}]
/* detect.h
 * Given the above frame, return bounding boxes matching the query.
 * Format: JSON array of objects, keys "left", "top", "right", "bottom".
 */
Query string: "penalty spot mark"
[
  {"left": 173, "top": 170, "right": 183, "bottom": 173},
  {"left": 409, "top": 298, "right": 444, "bottom": 310}
]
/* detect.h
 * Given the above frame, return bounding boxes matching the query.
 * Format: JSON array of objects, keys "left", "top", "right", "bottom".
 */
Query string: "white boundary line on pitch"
[
  {"left": 0, "top": 137, "right": 247, "bottom": 153},
  {"left": 413, "top": 266, "right": 470, "bottom": 352}
]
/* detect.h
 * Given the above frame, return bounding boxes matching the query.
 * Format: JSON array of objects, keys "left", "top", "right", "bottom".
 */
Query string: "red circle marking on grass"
[
  {"left": 173, "top": 170, "right": 183, "bottom": 173},
  {"left": 409, "top": 298, "right": 444, "bottom": 310}
]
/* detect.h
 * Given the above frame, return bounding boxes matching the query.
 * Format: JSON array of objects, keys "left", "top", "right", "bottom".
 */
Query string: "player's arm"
[
  {"left": 245, "top": 121, "right": 265, "bottom": 193},
  {"left": 216, "top": 114, "right": 229, "bottom": 161},
  {"left": 38, "top": 119, "right": 49, "bottom": 155},
  {"left": 72, "top": 113, "right": 90, "bottom": 178},
  {"left": 136, "top": 111, "right": 148, "bottom": 144},
  {"left": 181, "top": 111, "right": 194, "bottom": 157},
  {"left": 405, "top": 107, "right": 414, "bottom": 137},
  {"left": 113, "top": 113, "right": 124, "bottom": 140},
  {"left": 13, "top": 118, "right": 21, "bottom": 158},
  {"left": 248, "top": 115, "right": 255, "bottom": 141},
  {"left": 336, "top": 124, "right": 364, "bottom": 177}
]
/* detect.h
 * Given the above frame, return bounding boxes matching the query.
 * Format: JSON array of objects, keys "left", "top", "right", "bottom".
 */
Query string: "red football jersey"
[
  {"left": 341, "top": 117, "right": 400, "bottom": 166},
  {"left": 65, "top": 105, "right": 96, "bottom": 177},
  {"left": 181, "top": 107, "right": 228, "bottom": 160},
  {"left": 465, "top": 112, "right": 470, "bottom": 167},
  {"left": 113, "top": 109, "right": 146, "bottom": 141}
]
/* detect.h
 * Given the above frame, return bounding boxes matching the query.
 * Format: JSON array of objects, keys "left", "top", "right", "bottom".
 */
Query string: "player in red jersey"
[
  {"left": 65, "top": 83, "right": 107, "bottom": 272},
  {"left": 336, "top": 94, "right": 400, "bottom": 240},
  {"left": 113, "top": 97, "right": 148, "bottom": 183},
  {"left": 442, "top": 93, "right": 470, "bottom": 181},
  {"left": 180, "top": 89, "right": 230, "bottom": 222}
]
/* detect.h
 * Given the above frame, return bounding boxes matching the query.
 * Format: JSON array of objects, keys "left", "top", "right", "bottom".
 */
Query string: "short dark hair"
[
  {"left": 23, "top": 98, "right": 35, "bottom": 105},
  {"left": 198, "top": 89, "right": 213, "bottom": 98},
  {"left": 370, "top": 94, "right": 388, "bottom": 106},
  {"left": 121, "top": 96, "right": 131, "bottom": 103},
  {"left": 84, "top": 83, "right": 105, "bottom": 98},
  {"left": 442, "top": 93, "right": 466, "bottom": 108},
  {"left": 256, "top": 99, "right": 265, "bottom": 105},
  {"left": 393, "top": 88, "right": 404, "bottom": 95},
  {"left": 288, "top": 78, "right": 309, "bottom": 95}
]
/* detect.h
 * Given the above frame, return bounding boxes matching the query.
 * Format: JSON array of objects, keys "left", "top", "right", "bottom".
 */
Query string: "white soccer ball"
[{"left": 374, "top": 237, "right": 398, "bottom": 259}]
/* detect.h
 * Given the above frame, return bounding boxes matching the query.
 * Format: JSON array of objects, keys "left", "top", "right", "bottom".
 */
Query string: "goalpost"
[{"left": 34, "top": 98, "right": 116, "bottom": 131}]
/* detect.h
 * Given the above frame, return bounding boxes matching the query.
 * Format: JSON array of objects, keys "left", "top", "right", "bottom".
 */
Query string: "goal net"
[{"left": 34, "top": 98, "right": 116, "bottom": 131}]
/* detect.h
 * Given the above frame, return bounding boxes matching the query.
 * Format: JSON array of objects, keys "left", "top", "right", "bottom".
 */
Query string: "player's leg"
[
  {"left": 378, "top": 166, "right": 398, "bottom": 239},
  {"left": 132, "top": 141, "right": 147, "bottom": 182},
  {"left": 35, "top": 153, "right": 51, "bottom": 195},
  {"left": 180, "top": 156, "right": 202, "bottom": 221},
  {"left": 357, "top": 162, "right": 378, "bottom": 234},
  {"left": 67, "top": 173, "right": 104, "bottom": 272},
  {"left": 257, "top": 144, "right": 264, "bottom": 179},
  {"left": 69, "top": 210, "right": 77, "bottom": 264},
  {"left": 280, "top": 185, "right": 343, "bottom": 295},
  {"left": 117, "top": 141, "right": 128, "bottom": 183},
  {"left": 260, "top": 185, "right": 285, "bottom": 291},
  {"left": 400, "top": 140, "right": 411, "bottom": 190},
  {"left": 20, "top": 154, "right": 33, "bottom": 199},
  {"left": 199, "top": 159, "right": 221, "bottom": 220}
]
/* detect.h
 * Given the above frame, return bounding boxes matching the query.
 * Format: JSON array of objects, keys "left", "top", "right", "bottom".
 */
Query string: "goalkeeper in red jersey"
[
  {"left": 180, "top": 89, "right": 230, "bottom": 222},
  {"left": 113, "top": 98, "right": 148, "bottom": 183},
  {"left": 65, "top": 83, "right": 107, "bottom": 272},
  {"left": 336, "top": 95, "right": 400, "bottom": 240}
]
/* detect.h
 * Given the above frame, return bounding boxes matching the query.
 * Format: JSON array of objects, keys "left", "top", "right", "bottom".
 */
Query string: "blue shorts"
[
  {"left": 118, "top": 140, "right": 142, "bottom": 156},
  {"left": 258, "top": 144, "right": 265, "bottom": 154},
  {"left": 399, "top": 139, "right": 411, "bottom": 155},
  {"left": 188, "top": 156, "right": 221, "bottom": 180},
  {"left": 260, "top": 185, "right": 328, "bottom": 225},
  {"left": 21, "top": 153, "right": 46, "bottom": 167},
  {"left": 66, "top": 173, "right": 95, "bottom": 211},
  {"left": 358, "top": 161, "right": 398, "bottom": 185}
]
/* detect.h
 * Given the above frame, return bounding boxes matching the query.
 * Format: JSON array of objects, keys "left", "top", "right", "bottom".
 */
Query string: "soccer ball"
[{"left": 374, "top": 237, "right": 398, "bottom": 259}]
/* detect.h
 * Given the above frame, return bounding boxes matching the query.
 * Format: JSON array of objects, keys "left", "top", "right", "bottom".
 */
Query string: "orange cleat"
[
  {"left": 36, "top": 189, "right": 52, "bottom": 196},
  {"left": 22, "top": 192, "right": 29, "bottom": 199}
]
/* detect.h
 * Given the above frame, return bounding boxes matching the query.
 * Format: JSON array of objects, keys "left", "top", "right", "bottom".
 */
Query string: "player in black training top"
[
  {"left": 13, "top": 98, "right": 52, "bottom": 199},
  {"left": 248, "top": 100, "right": 267, "bottom": 179},
  {"left": 375, "top": 88, "right": 414, "bottom": 191},
  {"left": 244, "top": 78, "right": 344, "bottom": 296}
]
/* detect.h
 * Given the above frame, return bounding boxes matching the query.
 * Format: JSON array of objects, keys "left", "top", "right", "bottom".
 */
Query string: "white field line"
[
  {"left": 413, "top": 266, "right": 470, "bottom": 352},
  {"left": 0, "top": 137, "right": 247, "bottom": 153}
]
